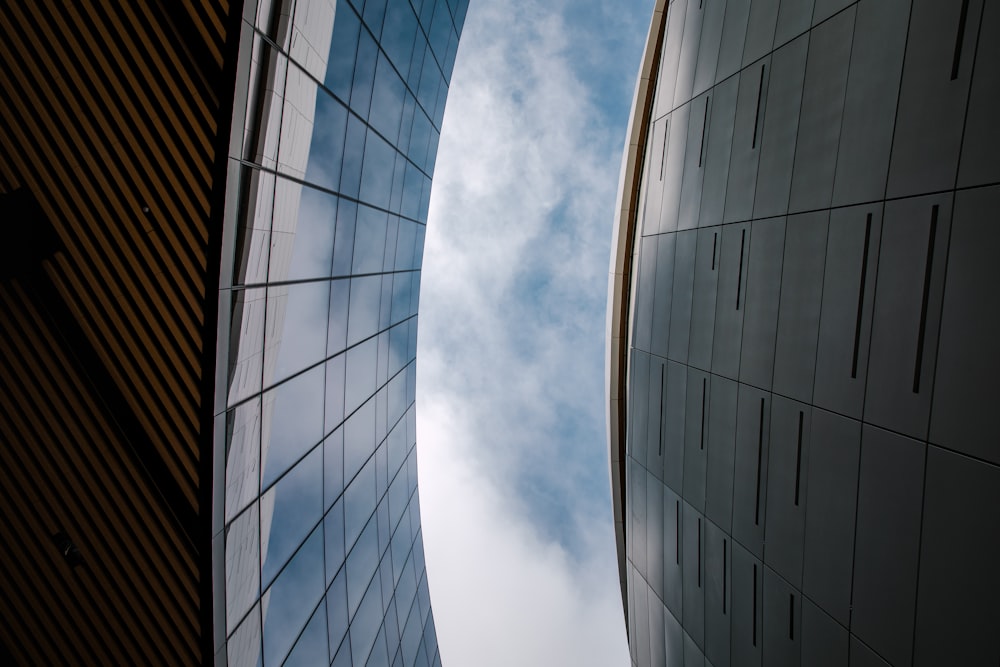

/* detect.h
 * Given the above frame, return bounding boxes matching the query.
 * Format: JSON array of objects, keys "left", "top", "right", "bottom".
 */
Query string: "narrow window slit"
[
  {"left": 789, "top": 594, "right": 795, "bottom": 640},
  {"left": 851, "top": 213, "right": 873, "bottom": 379},
  {"left": 752, "top": 64, "right": 765, "bottom": 149},
  {"left": 913, "top": 205, "right": 939, "bottom": 393},
  {"left": 794, "top": 411, "right": 803, "bottom": 506},
  {"left": 736, "top": 229, "right": 746, "bottom": 310},
  {"left": 711, "top": 232, "right": 717, "bottom": 271},
  {"left": 699, "top": 96, "right": 710, "bottom": 167},
  {"left": 676, "top": 500, "right": 680, "bottom": 565},
  {"left": 659, "top": 120, "right": 669, "bottom": 181},
  {"left": 697, "top": 518, "right": 702, "bottom": 588},
  {"left": 658, "top": 365, "right": 665, "bottom": 456},
  {"left": 951, "top": 0, "right": 971, "bottom": 80},
  {"left": 700, "top": 378, "right": 707, "bottom": 450},
  {"left": 722, "top": 539, "right": 727, "bottom": 615},
  {"left": 754, "top": 397, "right": 764, "bottom": 526}
]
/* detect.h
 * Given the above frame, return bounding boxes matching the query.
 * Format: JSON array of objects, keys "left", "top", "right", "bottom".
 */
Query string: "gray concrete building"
[{"left": 607, "top": 1, "right": 1000, "bottom": 665}]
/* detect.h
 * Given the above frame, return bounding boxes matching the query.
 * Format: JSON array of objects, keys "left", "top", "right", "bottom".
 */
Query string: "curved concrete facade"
[
  {"left": 610, "top": 0, "right": 1000, "bottom": 665},
  {"left": 213, "top": 1, "right": 467, "bottom": 665}
]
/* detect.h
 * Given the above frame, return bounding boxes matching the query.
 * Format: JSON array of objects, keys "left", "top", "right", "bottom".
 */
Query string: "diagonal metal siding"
[{"left": 0, "top": 0, "right": 238, "bottom": 663}]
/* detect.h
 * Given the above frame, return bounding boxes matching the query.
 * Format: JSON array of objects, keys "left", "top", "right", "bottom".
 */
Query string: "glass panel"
[
  {"left": 304, "top": 92, "right": 349, "bottom": 192},
  {"left": 331, "top": 200, "right": 358, "bottom": 277},
  {"left": 346, "top": 337, "right": 379, "bottom": 415},
  {"left": 261, "top": 446, "right": 323, "bottom": 588},
  {"left": 228, "top": 603, "right": 263, "bottom": 667},
  {"left": 277, "top": 64, "right": 319, "bottom": 180},
  {"left": 345, "top": 455, "right": 378, "bottom": 550},
  {"left": 398, "top": 595, "right": 422, "bottom": 665},
  {"left": 233, "top": 167, "right": 274, "bottom": 287},
  {"left": 360, "top": 129, "right": 397, "bottom": 209},
  {"left": 328, "top": 566, "right": 350, "bottom": 657},
  {"left": 345, "top": 393, "right": 377, "bottom": 481},
  {"left": 285, "top": 185, "right": 337, "bottom": 281},
  {"left": 226, "top": 503, "right": 261, "bottom": 634},
  {"left": 228, "top": 287, "right": 268, "bottom": 406},
  {"left": 366, "top": 627, "right": 390, "bottom": 667},
  {"left": 282, "top": 601, "right": 329, "bottom": 667},
  {"left": 325, "top": 4, "right": 362, "bottom": 100},
  {"left": 428, "top": 0, "right": 452, "bottom": 65},
  {"left": 265, "top": 280, "right": 330, "bottom": 385},
  {"left": 351, "top": 19, "right": 379, "bottom": 117},
  {"left": 382, "top": 1, "right": 418, "bottom": 72},
  {"left": 227, "top": 397, "right": 262, "bottom": 522},
  {"left": 262, "top": 526, "right": 325, "bottom": 666},
  {"left": 341, "top": 114, "right": 368, "bottom": 198},
  {"left": 363, "top": 0, "right": 388, "bottom": 37},
  {"left": 347, "top": 516, "right": 381, "bottom": 617},
  {"left": 289, "top": 0, "right": 337, "bottom": 79},
  {"left": 353, "top": 205, "right": 390, "bottom": 274},
  {"left": 261, "top": 364, "right": 326, "bottom": 488},
  {"left": 325, "top": 497, "right": 347, "bottom": 582},
  {"left": 349, "top": 572, "right": 384, "bottom": 666},
  {"left": 370, "top": 51, "right": 405, "bottom": 143},
  {"left": 325, "top": 353, "right": 347, "bottom": 432}
]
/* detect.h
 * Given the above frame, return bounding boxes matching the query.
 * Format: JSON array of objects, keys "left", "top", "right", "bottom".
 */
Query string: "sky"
[{"left": 416, "top": 1, "right": 655, "bottom": 665}]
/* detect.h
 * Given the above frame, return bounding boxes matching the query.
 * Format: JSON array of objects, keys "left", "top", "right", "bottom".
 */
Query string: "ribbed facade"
[
  {"left": 0, "top": 1, "right": 237, "bottom": 663},
  {"left": 609, "top": 0, "right": 1000, "bottom": 665},
  {"left": 213, "top": 0, "right": 466, "bottom": 665}
]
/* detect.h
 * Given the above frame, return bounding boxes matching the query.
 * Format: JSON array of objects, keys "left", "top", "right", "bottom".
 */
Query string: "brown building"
[{"left": 0, "top": 1, "right": 242, "bottom": 663}]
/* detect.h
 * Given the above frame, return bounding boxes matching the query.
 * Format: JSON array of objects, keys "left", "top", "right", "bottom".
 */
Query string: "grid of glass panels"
[
  {"left": 620, "top": 0, "right": 1000, "bottom": 665},
  {"left": 216, "top": 0, "right": 467, "bottom": 664}
]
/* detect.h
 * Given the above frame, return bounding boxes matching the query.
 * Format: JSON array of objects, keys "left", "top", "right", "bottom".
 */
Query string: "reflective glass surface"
[{"left": 217, "top": 0, "right": 468, "bottom": 664}]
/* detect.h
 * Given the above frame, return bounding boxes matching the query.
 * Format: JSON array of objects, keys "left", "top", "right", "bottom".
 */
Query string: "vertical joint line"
[
  {"left": 951, "top": 0, "right": 971, "bottom": 80},
  {"left": 711, "top": 232, "right": 718, "bottom": 271},
  {"left": 699, "top": 96, "right": 710, "bottom": 167},
  {"left": 851, "top": 213, "right": 873, "bottom": 379},
  {"left": 700, "top": 378, "right": 707, "bottom": 450},
  {"left": 794, "top": 411, "right": 803, "bottom": 506},
  {"left": 752, "top": 564, "right": 758, "bottom": 647},
  {"left": 752, "top": 64, "right": 765, "bottom": 149},
  {"left": 736, "top": 229, "right": 746, "bottom": 310},
  {"left": 754, "top": 397, "right": 764, "bottom": 526},
  {"left": 697, "top": 518, "right": 702, "bottom": 588},
  {"left": 658, "top": 365, "right": 665, "bottom": 456},
  {"left": 789, "top": 594, "right": 795, "bottom": 640},
  {"left": 913, "top": 205, "right": 939, "bottom": 393}
]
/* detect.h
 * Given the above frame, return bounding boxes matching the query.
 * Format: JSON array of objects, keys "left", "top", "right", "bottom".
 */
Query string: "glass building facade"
[
  {"left": 608, "top": 0, "right": 1000, "bottom": 665},
  {"left": 214, "top": 0, "right": 467, "bottom": 665}
]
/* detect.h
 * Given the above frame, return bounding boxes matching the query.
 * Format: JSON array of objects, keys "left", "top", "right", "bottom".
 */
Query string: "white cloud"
[
  {"left": 415, "top": 1, "right": 652, "bottom": 665},
  {"left": 418, "top": 394, "right": 628, "bottom": 667}
]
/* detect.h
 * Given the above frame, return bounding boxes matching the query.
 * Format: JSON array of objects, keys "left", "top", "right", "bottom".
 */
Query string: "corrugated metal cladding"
[
  {"left": 0, "top": 0, "right": 240, "bottom": 664},
  {"left": 614, "top": 0, "right": 1000, "bottom": 665}
]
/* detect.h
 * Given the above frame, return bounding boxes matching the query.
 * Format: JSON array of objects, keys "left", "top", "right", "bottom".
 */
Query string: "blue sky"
[{"left": 416, "top": 1, "right": 654, "bottom": 664}]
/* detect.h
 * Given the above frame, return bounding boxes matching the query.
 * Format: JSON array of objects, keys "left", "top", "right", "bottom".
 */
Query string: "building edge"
[{"left": 607, "top": 0, "right": 669, "bottom": 632}]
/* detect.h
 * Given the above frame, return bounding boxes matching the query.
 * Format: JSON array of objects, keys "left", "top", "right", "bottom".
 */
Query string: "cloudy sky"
[{"left": 416, "top": 1, "right": 654, "bottom": 664}]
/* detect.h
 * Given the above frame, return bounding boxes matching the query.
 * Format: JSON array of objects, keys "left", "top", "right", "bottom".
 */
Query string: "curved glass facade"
[
  {"left": 610, "top": 0, "right": 1000, "bottom": 665},
  {"left": 214, "top": 1, "right": 467, "bottom": 664}
]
